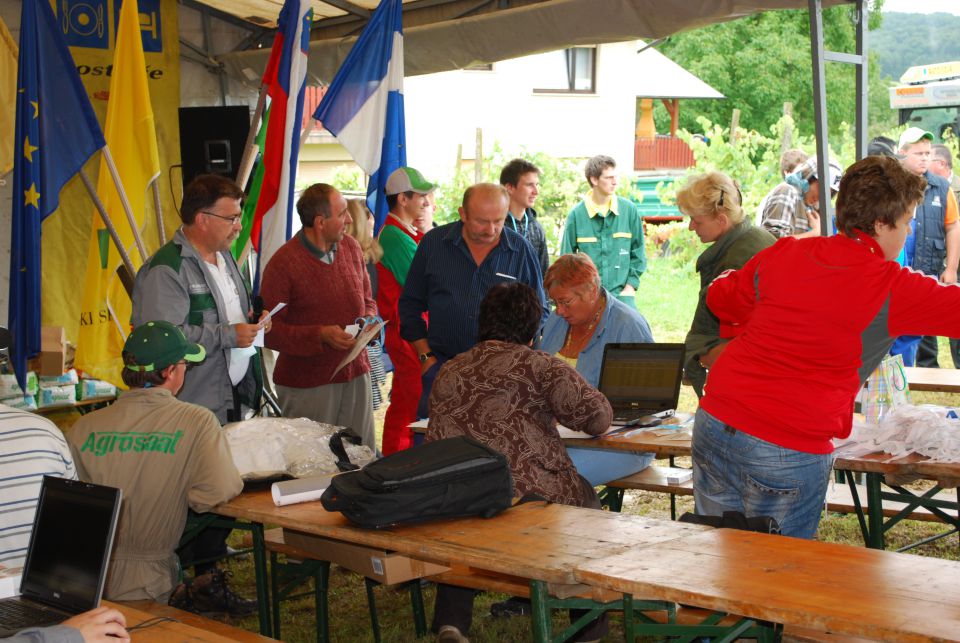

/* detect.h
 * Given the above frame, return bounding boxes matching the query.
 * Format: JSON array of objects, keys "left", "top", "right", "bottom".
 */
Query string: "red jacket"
[{"left": 703, "top": 230, "right": 960, "bottom": 454}]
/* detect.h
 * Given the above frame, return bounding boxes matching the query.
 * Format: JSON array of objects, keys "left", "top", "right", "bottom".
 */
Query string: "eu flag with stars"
[{"left": 11, "top": 0, "right": 105, "bottom": 388}]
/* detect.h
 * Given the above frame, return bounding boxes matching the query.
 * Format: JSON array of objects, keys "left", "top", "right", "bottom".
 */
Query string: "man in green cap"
[{"left": 67, "top": 321, "right": 248, "bottom": 614}]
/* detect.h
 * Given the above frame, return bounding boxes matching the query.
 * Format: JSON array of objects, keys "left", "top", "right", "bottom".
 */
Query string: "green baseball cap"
[
  {"left": 123, "top": 320, "right": 206, "bottom": 372},
  {"left": 385, "top": 167, "right": 435, "bottom": 196}
]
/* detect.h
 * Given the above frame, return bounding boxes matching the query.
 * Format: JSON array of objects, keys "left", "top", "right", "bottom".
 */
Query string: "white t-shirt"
[{"left": 204, "top": 253, "right": 251, "bottom": 386}]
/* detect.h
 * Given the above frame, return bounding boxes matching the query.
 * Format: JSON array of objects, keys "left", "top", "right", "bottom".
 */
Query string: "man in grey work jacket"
[{"left": 132, "top": 174, "right": 267, "bottom": 424}]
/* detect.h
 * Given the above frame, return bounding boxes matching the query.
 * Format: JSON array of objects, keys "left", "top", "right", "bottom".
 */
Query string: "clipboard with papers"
[{"left": 331, "top": 319, "right": 387, "bottom": 378}]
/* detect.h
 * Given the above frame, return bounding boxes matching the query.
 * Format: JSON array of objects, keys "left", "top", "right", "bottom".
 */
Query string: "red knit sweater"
[{"left": 261, "top": 233, "right": 376, "bottom": 387}]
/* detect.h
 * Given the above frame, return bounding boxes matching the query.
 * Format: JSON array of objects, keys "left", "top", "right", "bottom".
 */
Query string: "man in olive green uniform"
[
  {"left": 68, "top": 321, "right": 246, "bottom": 611},
  {"left": 561, "top": 155, "right": 646, "bottom": 308}
]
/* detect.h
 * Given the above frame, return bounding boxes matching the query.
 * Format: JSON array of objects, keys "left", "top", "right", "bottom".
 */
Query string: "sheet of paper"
[
  {"left": 254, "top": 302, "right": 287, "bottom": 347},
  {"left": 331, "top": 319, "right": 387, "bottom": 379}
]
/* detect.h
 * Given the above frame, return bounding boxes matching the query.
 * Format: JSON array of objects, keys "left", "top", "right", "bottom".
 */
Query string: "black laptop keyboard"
[{"left": 0, "top": 600, "right": 66, "bottom": 631}]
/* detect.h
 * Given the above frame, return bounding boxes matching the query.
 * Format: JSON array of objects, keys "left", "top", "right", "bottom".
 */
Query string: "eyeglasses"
[
  {"left": 551, "top": 294, "right": 580, "bottom": 309},
  {"left": 201, "top": 210, "right": 242, "bottom": 225}
]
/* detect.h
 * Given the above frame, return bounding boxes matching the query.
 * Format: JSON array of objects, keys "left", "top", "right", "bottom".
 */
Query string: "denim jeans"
[
  {"left": 567, "top": 447, "right": 654, "bottom": 486},
  {"left": 691, "top": 408, "right": 833, "bottom": 539}
]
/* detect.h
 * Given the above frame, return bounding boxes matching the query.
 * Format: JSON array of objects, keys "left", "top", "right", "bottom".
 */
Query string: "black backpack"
[{"left": 320, "top": 436, "right": 514, "bottom": 528}]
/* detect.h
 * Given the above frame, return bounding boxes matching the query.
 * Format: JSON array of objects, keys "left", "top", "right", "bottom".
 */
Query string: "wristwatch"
[{"left": 419, "top": 351, "right": 436, "bottom": 364}]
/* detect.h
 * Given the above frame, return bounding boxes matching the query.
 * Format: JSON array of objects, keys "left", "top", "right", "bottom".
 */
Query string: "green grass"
[{"left": 214, "top": 249, "right": 960, "bottom": 642}]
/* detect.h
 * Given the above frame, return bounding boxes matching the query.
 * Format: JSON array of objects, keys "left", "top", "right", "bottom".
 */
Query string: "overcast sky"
[{"left": 882, "top": 0, "right": 960, "bottom": 15}]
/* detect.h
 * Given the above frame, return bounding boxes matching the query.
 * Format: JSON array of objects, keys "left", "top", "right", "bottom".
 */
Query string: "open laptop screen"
[
  {"left": 598, "top": 343, "right": 685, "bottom": 413},
  {"left": 19, "top": 477, "right": 121, "bottom": 613}
]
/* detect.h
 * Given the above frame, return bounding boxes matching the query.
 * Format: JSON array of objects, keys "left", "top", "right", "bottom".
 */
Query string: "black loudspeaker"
[{"left": 178, "top": 106, "right": 251, "bottom": 185}]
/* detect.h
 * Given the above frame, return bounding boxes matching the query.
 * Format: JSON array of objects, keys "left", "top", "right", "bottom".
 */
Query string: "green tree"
[{"left": 655, "top": 3, "right": 893, "bottom": 140}]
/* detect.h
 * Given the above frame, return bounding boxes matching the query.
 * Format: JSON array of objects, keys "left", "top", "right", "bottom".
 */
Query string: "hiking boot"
[
  {"left": 167, "top": 581, "right": 198, "bottom": 614},
  {"left": 189, "top": 568, "right": 257, "bottom": 617},
  {"left": 489, "top": 596, "right": 531, "bottom": 618}
]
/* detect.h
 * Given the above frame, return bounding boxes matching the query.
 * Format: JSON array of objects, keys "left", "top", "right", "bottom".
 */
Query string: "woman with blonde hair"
[
  {"left": 677, "top": 171, "right": 775, "bottom": 398},
  {"left": 345, "top": 199, "right": 387, "bottom": 418}
]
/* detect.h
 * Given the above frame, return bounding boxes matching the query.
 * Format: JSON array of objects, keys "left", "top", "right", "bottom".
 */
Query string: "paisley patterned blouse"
[{"left": 425, "top": 340, "right": 613, "bottom": 507}]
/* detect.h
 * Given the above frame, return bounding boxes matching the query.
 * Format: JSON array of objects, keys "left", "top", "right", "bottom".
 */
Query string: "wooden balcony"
[{"left": 634, "top": 135, "right": 694, "bottom": 171}]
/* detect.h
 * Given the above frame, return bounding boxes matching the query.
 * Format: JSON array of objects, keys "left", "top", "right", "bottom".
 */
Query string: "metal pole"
[
  {"left": 808, "top": 0, "right": 833, "bottom": 235},
  {"left": 78, "top": 167, "right": 136, "bottom": 296},
  {"left": 151, "top": 180, "right": 165, "bottom": 245},
  {"left": 101, "top": 145, "right": 149, "bottom": 262},
  {"left": 855, "top": 0, "right": 868, "bottom": 160}
]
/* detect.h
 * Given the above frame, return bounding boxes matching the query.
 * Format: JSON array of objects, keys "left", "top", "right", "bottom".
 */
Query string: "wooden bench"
[
  {"left": 603, "top": 466, "right": 693, "bottom": 518},
  {"left": 825, "top": 482, "right": 955, "bottom": 523}
]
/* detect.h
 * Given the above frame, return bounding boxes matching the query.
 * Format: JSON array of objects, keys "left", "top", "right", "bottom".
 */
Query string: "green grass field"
[{"left": 216, "top": 247, "right": 960, "bottom": 642}]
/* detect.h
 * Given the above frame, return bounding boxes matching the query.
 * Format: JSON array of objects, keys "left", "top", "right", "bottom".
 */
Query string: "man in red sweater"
[{"left": 260, "top": 184, "right": 377, "bottom": 448}]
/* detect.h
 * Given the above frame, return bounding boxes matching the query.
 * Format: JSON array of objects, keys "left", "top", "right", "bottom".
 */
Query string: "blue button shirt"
[{"left": 399, "top": 221, "right": 547, "bottom": 359}]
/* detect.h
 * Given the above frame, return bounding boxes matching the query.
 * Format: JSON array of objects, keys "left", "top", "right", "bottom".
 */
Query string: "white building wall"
[{"left": 402, "top": 40, "right": 638, "bottom": 183}]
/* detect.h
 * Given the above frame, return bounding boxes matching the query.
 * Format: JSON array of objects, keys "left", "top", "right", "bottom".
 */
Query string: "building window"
[{"left": 534, "top": 47, "right": 596, "bottom": 94}]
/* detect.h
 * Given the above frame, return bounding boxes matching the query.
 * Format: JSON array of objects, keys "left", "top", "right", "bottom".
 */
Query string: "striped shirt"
[{"left": 0, "top": 405, "right": 77, "bottom": 568}]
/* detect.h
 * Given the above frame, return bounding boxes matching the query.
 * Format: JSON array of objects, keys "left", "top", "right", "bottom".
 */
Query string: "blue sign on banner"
[
  {"left": 60, "top": 0, "right": 110, "bottom": 49},
  {"left": 114, "top": 0, "right": 162, "bottom": 53}
]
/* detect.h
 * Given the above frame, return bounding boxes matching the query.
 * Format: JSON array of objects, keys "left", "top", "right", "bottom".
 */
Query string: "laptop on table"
[
  {"left": 0, "top": 476, "right": 121, "bottom": 637},
  {"left": 598, "top": 343, "right": 686, "bottom": 426}
]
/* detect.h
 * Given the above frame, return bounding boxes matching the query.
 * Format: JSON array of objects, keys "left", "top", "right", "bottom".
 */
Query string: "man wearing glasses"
[{"left": 132, "top": 174, "right": 267, "bottom": 425}]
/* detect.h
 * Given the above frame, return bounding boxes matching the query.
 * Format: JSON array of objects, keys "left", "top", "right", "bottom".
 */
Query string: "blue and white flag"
[
  {"left": 312, "top": 0, "right": 405, "bottom": 233},
  {"left": 11, "top": 0, "right": 105, "bottom": 389}
]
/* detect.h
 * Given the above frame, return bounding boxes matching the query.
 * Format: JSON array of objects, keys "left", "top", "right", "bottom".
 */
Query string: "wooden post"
[
  {"left": 475, "top": 128, "right": 483, "bottom": 184},
  {"left": 781, "top": 102, "right": 794, "bottom": 154},
  {"left": 730, "top": 109, "right": 741, "bottom": 145}
]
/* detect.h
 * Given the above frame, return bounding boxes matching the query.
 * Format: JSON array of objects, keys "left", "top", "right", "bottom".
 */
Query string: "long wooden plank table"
[
  {"left": 562, "top": 427, "right": 693, "bottom": 459},
  {"left": 108, "top": 600, "right": 275, "bottom": 642},
  {"left": 575, "top": 528, "right": 960, "bottom": 643},
  {"left": 214, "top": 492, "right": 715, "bottom": 641},
  {"left": 904, "top": 366, "right": 960, "bottom": 393}
]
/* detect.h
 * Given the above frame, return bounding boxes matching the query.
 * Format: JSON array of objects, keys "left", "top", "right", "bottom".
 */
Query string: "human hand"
[
  {"left": 620, "top": 284, "right": 636, "bottom": 297},
  {"left": 941, "top": 268, "right": 958, "bottom": 285},
  {"left": 806, "top": 209, "right": 821, "bottom": 235},
  {"left": 257, "top": 310, "right": 272, "bottom": 333},
  {"left": 419, "top": 355, "right": 437, "bottom": 376},
  {"left": 320, "top": 325, "right": 357, "bottom": 351},
  {"left": 698, "top": 343, "right": 727, "bottom": 370},
  {"left": 233, "top": 323, "right": 261, "bottom": 348},
  {"left": 63, "top": 606, "right": 129, "bottom": 642}
]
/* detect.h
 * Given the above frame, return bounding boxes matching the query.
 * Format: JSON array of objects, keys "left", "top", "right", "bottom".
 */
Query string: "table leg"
[
  {"left": 865, "top": 472, "right": 885, "bottom": 550},
  {"left": 249, "top": 522, "right": 272, "bottom": 635},
  {"left": 529, "top": 580, "right": 551, "bottom": 643}
]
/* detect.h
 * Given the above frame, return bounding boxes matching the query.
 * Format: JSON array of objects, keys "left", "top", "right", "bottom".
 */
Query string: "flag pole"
[
  {"left": 237, "top": 85, "right": 268, "bottom": 191},
  {"left": 151, "top": 180, "right": 165, "bottom": 245},
  {"left": 299, "top": 118, "right": 314, "bottom": 147},
  {"left": 101, "top": 145, "right": 148, "bottom": 263},
  {"left": 78, "top": 166, "right": 136, "bottom": 296}
]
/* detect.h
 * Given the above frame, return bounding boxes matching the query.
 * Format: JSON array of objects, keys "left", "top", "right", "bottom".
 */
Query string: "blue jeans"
[
  {"left": 691, "top": 408, "right": 833, "bottom": 539},
  {"left": 567, "top": 447, "right": 654, "bottom": 486},
  {"left": 890, "top": 335, "right": 921, "bottom": 366}
]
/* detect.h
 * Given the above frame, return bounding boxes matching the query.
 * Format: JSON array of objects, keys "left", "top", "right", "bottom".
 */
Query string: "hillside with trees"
[{"left": 871, "top": 12, "right": 960, "bottom": 81}]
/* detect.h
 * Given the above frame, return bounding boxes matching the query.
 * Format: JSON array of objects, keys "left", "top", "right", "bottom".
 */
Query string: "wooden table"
[
  {"left": 108, "top": 600, "right": 274, "bottom": 642},
  {"left": 562, "top": 427, "right": 692, "bottom": 459},
  {"left": 904, "top": 366, "right": 960, "bottom": 393},
  {"left": 214, "top": 491, "right": 712, "bottom": 641},
  {"left": 575, "top": 528, "right": 960, "bottom": 643},
  {"left": 33, "top": 395, "right": 116, "bottom": 416}
]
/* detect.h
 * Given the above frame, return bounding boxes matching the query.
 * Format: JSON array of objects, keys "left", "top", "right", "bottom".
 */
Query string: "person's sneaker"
[
  {"left": 437, "top": 625, "right": 469, "bottom": 642},
  {"left": 489, "top": 596, "right": 531, "bottom": 618},
  {"left": 189, "top": 568, "right": 257, "bottom": 617}
]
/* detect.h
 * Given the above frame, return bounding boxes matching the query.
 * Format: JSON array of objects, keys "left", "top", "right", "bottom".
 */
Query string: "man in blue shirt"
[{"left": 399, "top": 183, "right": 547, "bottom": 417}]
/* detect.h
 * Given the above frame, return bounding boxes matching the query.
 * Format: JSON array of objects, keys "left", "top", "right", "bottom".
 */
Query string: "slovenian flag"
[
  {"left": 312, "top": 0, "right": 405, "bottom": 233},
  {"left": 250, "top": 0, "right": 312, "bottom": 278}
]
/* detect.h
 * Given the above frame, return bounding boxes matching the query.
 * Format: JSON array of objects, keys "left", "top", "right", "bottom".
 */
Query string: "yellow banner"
[
  {"left": 41, "top": 0, "right": 181, "bottom": 380},
  {"left": 74, "top": 0, "right": 162, "bottom": 386},
  {"left": 0, "top": 16, "right": 17, "bottom": 176}
]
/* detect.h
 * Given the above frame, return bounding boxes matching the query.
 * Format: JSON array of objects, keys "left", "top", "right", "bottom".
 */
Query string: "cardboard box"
[
  {"left": 28, "top": 327, "right": 66, "bottom": 376},
  {"left": 283, "top": 529, "right": 449, "bottom": 585}
]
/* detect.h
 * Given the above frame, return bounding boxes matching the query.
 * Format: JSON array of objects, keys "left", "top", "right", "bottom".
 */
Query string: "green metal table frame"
[
  {"left": 840, "top": 469, "right": 960, "bottom": 551},
  {"left": 527, "top": 580, "right": 781, "bottom": 643},
  {"left": 181, "top": 513, "right": 271, "bottom": 635}
]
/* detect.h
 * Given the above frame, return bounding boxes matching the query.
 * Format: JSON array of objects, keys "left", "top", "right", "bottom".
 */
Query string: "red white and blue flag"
[
  {"left": 250, "top": 0, "right": 312, "bottom": 277},
  {"left": 313, "top": 0, "right": 405, "bottom": 233}
]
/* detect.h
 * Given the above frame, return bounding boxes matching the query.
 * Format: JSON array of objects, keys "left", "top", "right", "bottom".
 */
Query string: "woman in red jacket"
[{"left": 695, "top": 155, "right": 948, "bottom": 538}]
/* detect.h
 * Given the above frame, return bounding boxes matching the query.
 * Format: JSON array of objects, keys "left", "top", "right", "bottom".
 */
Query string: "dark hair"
[
  {"left": 180, "top": 174, "right": 243, "bottom": 225},
  {"left": 835, "top": 156, "right": 926, "bottom": 237},
  {"left": 120, "top": 351, "right": 168, "bottom": 389},
  {"left": 499, "top": 159, "right": 540, "bottom": 187},
  {"left": 478, "top": 283, "right": 542, "bottom": 345},
  {"left": 932, "top": 144, "right": 954, "bottom": 169},
  {"left": 584, "top": 155, "right": 616, "bottom": 186},
  {"left": 297, "top": 183, "right": 337, "bottom": 228},
  {"left": 386, "top": 190, "right": 414, "bottom": 212}
]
